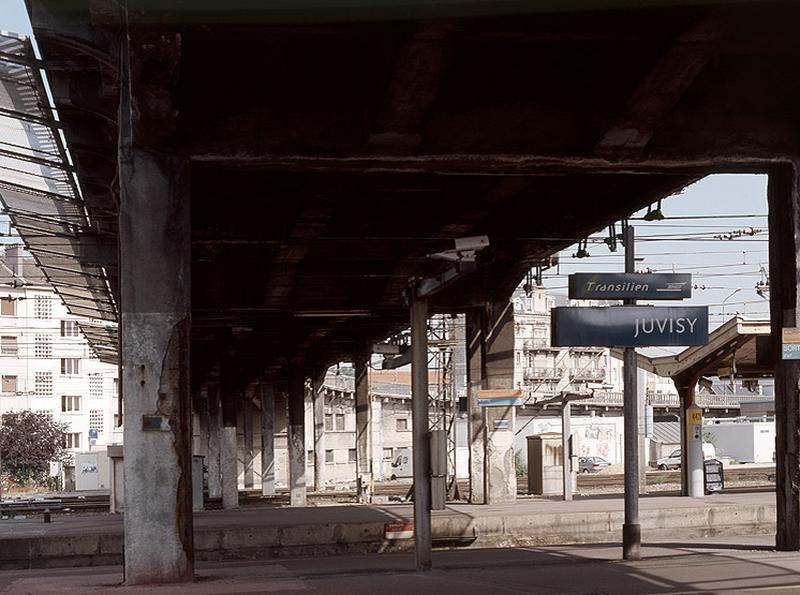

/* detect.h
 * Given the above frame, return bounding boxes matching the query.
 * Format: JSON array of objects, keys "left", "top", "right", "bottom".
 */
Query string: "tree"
[{"left": 0, "top": 411, "right": 70, "bottom": 484}]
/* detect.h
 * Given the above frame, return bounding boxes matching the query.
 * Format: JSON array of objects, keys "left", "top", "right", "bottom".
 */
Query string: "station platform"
[
  {"left": 0, "top": 490, "right": 776, "bottom": 570},
  {"left": 0, "top": 535, "right": 796, "bottom": 594}
]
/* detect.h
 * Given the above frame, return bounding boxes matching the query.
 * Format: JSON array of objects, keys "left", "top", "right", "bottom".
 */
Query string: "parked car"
[
  {"left": 655, "top": 449, "right": 682, "bottom": 470},
  {"left": 654, "top": 443, "right": 717, "bottom": 470},
  {"left": 578, "top": 456, "right": 611, "bottom": 474}
]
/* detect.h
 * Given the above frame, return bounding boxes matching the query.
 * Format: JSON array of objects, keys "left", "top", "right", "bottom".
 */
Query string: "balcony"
[
  {"left": 524, "top": 367, "right": 563, "bottom": 381},
  {"left": 569, "top": 368, "right": 606, "bottom": 382},
  {"left": 523, "top": 338, "right": 558, "bottom": 351}
]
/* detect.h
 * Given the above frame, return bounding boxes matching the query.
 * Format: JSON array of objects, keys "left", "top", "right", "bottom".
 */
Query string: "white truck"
[{"left": 704, "top": 421, "right": 775, "bottom": 463}]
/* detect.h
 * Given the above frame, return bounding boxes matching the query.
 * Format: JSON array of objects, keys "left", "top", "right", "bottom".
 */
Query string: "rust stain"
[{"left": 158, "top": 317, "right": 194, "bottom": 579}]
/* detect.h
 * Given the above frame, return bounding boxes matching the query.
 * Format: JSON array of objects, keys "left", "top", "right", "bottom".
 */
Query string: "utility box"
[
  {"left": 107, "top": 445, "right": 124, "bottom": 513},
  {"left": 704, "top": 458, "right": 724, "bottom": 494},
  {"left": 74, "top": 451, "right": 110, "bottom": 491},
  {"left": 192, "top": 455, "right": 205, "bottom": 512},
  {"left": 527, "top": 433, "right": 576, "bottom": 496}
]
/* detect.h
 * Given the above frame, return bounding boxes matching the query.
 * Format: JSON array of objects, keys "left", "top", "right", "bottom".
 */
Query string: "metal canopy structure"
[{"left": 0, "top": 31, "right": 118, "bottom": 359}]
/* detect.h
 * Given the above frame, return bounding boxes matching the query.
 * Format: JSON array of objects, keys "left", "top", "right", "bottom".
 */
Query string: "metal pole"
[
  {"left": 623, "top": 224, "right": 641, "bottom": 561},
  {"left": 561, "top": 396, "right": 572, "bottom": 501},
  {"left": 411, "top": 287, "right": 432, "bottom": 571}
]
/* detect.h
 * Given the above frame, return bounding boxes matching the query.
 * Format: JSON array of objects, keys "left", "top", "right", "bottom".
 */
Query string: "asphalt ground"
[{"left": 1, "top": 535, "right": 798, "bottom": 594}]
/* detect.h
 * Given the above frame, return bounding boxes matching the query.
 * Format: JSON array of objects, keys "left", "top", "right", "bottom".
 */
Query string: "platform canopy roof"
[
  {"left": 11, "top": 0, "right": 800, "bottom": 385},
  {"left": 0, "top": 30, "right": 117, "bottom": 360}
]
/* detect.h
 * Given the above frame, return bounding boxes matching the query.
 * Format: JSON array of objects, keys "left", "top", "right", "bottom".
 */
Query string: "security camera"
[
  {"left": 453, "top": 236, "right": 490, "bottom": 252},
  {"left": 428, "top": 236, "right": 490, "bottom": 262}
]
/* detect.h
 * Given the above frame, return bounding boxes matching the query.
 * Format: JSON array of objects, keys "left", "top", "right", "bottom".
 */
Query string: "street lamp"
[{"left": 721, "top": 288, "right": 744, "bottom": 319}]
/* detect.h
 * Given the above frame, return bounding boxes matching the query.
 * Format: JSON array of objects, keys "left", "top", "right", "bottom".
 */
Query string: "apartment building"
[{"left": 0, "top": 245, "right": 120, "bottom": 458}]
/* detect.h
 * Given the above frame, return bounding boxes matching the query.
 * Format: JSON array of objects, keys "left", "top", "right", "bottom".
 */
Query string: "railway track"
[{"left": 2, "top": 466, "right": 776, "bottom": 516}]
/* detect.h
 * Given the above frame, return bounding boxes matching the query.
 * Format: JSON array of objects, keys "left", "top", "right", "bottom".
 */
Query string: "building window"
[
  {"left": 307, "top": 450, "right": 314, "bottom": 466},
  {"left": 34, "top": 296, "right": 51, "bottom": 320},
  {"left": 334, "top": 413, "right": 345, "bottom": 431},
  {"left": 34, "top": 371, "right": 53, "bottom": 396},
  {"left": 383, "top": 448, "right": 394, "bottom": 460},
  {"left": 89, "top": 409, "right": 104, "bottom": 433},
  {"left": 396, "top": 418, "right": 409, "bottom": 431},
  {"left": 324, "top": 413, "right": 333, "bottom": 431},
  {"left": 61, "top": 358, "right": 80, "bottom": 375},
  {"left": 0, "top": 297, "right": 15, "bottom": 316},
  {"left": 0, "top": 335, "right": 17, "bottom": 356},
  {"left": 63, "top": 432, "right": 81, "bottom": 449},
  {"left": 89, "top": 374, "right": 103, "bottom": 398},
  {"left": 61, "top": 320, "right": 80, "bottom": 337},
  {"left": 348, "top": 448, "right": 357, "bottom": 463},
  {"left": 325, "top": 449, "right": 334, "bottom": 464},
  {"left": 61, "top": 394, "right": 81, "bottom": 412},
  {"left": 1, "top": 375, "right": 17, "bottom": 393},
  {"left": 112, "top": 378, "right": 119, "bottom": 395},
  {"left": 34, "top": 334, "right": 52, "bottom": 358}
]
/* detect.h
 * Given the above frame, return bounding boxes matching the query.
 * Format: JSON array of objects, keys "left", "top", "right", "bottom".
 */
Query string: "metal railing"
[
  {"left": 523, "top": 338, "right": 556, "bottom": 350},
  {"left": 524, "top": 367, "right": 563, "bottom": 380},
  {"left": 569, "top": 368, "right": 606, "bottom": 382}
]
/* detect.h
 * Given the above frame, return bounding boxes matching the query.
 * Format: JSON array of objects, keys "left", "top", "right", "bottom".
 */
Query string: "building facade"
[{"left": 0, "top": 246, "right": 120, "bottom": 464}]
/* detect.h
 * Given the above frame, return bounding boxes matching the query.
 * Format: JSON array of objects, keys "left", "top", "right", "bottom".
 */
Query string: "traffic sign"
[
  {"left": 551, "top": 305, "right": 709, "bottom": 347},
  {"left": 569, "top": 273, "right": 692, "bottom": 300}
]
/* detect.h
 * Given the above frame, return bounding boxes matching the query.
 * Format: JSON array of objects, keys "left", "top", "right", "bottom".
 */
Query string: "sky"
[
  {"left": 0, "top": 2, "right": 771, "bottom": 344},
  {"left": 542, "top": 174, "right": 769, "bottom": 353}
]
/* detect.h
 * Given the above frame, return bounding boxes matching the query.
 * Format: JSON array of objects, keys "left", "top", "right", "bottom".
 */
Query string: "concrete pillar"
[
  {"left": 483, "top": 299, "right": 517, "bottom": 504},
  {"left": 312, "top": 377, "right": 325, "bottom": 492},
  {"left": 465, "top": 308, "right": 486, "bottom": 504},
  {"left": 243, "top": 389, "right": 255, "bottom": 489},
  {"left": 260, "top": 382, "right": 275, "bottom": 496},
  {"left": 119, "top": 148, "right": 193, "bottom": 584},
  {"left": 288, "top": 369, "right": 307, "bottom": 507},
  {"left": 354, "top": 354, "right": 372, "bottom": 502},
  {"left": 220, "top": 382, "right": 239, "bottom": 510},
  {"left": 768, "top": 165, "right": 800, "bottom": 550},
  {"left": 206, "top": 383, "right": 222, "bottom": 500}
]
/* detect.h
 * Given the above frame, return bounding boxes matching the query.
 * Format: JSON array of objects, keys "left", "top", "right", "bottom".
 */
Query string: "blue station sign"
[
  {"left": 568, "top": 273, "right": 692, "bottom": 301},
  {"left": 551, "top": 305, "right": 709, "bottom": 347}
]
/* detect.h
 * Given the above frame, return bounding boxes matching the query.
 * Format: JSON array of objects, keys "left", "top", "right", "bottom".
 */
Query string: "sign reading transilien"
[
  {"left": 782, "top": 328, "right": 800, "bottom": 360},
  {"left": 569, "top": 272, "right": 692, "bottom": 300}
]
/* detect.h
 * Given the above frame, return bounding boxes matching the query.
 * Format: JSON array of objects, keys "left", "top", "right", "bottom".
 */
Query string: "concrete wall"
[{"left": 515, "top": 415, "right": 625, "bottom": 467}]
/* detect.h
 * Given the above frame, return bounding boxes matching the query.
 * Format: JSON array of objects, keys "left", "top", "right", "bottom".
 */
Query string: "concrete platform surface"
[
  {"left": 0, "top": 491, "right": 778, "bottom": 569},
  {"left": 1, "top": 535, "right": 799, "bottom": 594}
]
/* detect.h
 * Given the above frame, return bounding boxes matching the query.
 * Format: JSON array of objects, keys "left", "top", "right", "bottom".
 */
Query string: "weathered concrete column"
[
  {"left": 465, "top": 308, "right": 486, "bottom": 504},
  {"left": 220, "top": 382, "right": 239, "bottom": 510},
  {"left": 243, "top": 388, "right": 255, "bottom": 489},
  {"left": 354, "top": 353, "right": 372, "bottom": 502},
  {"left": 206, "top": 383, "right": 222, "bottom": 500},
  {"left": 483, "top": 299, "right": 517, "bottom": 504},
  {"left": 260, "top": 382, "right": 275, "bottom": 496},
  {"left": 288, "top": 369, "right": 307, "bottom": 507},
  {"left": 768, "top": 164, "right": 800, "bottom": 550},
  {"left": 119, "top": 149, "right": 192, "bottom": 583},
  {"left": 310, "top": 376, "right": 325, "bottom": 492}
]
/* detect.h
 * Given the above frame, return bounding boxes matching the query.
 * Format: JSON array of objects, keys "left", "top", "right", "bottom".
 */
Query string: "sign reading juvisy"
[
  {"left": 551, "top": 306, "right": 709, "bottom": 347},
  {"left": 568, "top": 273, "right": 692, "bottom": 300}
]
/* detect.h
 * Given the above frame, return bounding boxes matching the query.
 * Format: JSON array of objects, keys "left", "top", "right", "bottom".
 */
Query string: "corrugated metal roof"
[
  {"left": 652, "top": 421, "right": 681, "bottom": 445},
  {"left": 0, "top": 31, "right": 118, "bottom": 362}
]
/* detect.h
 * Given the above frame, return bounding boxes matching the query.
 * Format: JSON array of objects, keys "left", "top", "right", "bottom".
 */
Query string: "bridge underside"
[{"left": 12, "top": 0, "right": 800, "bottom": 584}]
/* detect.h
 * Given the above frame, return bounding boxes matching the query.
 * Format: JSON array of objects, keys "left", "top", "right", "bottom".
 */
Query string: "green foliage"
[
  {"left": 514, "top": 449, "right": 527, "bottom": 478},
  {"left": 0, "top": 411, "right": 70, "bottom": 485}
]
